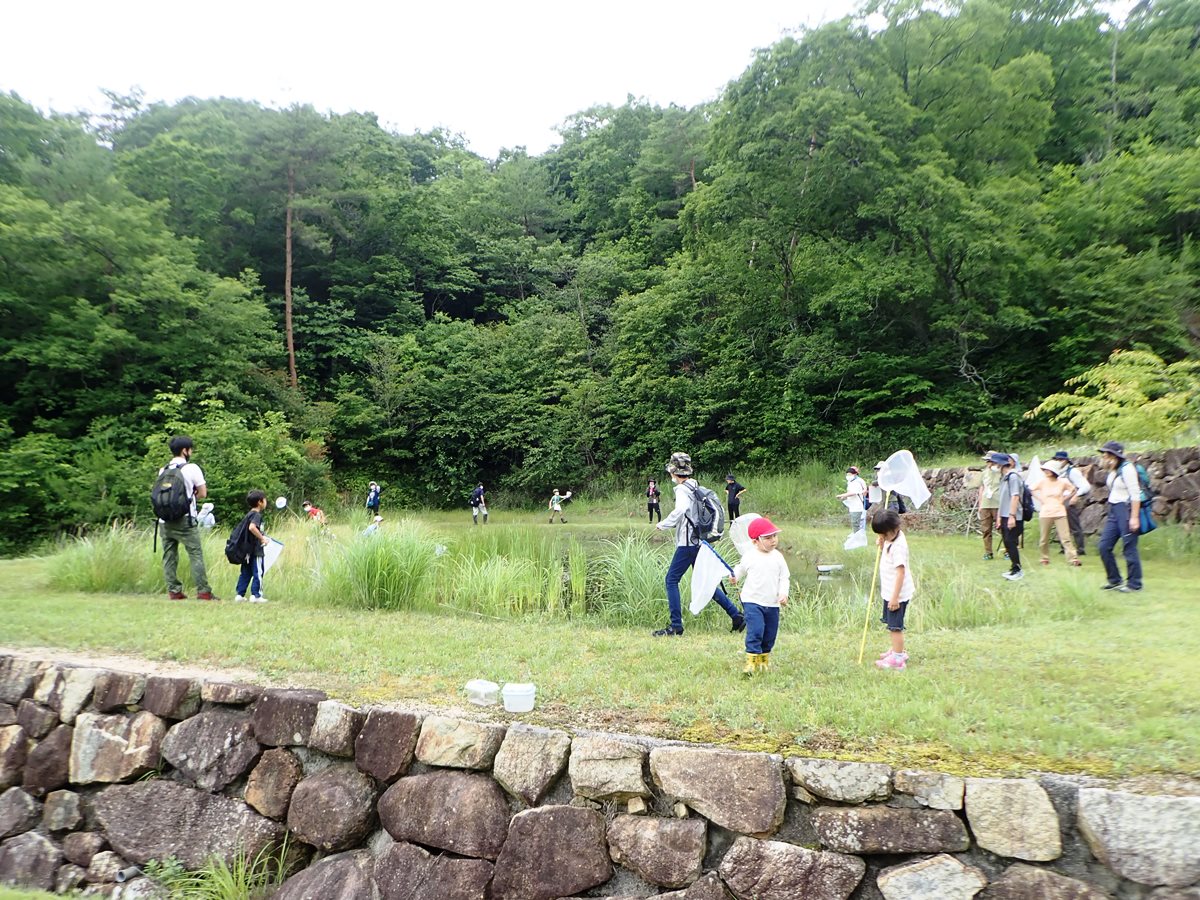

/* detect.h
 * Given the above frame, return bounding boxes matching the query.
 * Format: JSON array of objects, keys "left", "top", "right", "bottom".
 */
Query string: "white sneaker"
[
  {"left": 233, "top": 595, "right": 247, "bottom": 603},
  {"left": 1002, "top": 570, "right": 1024, "bottom": 581},
  {"left": 249, "top": 595, "right": 269, "bottom": 603}
]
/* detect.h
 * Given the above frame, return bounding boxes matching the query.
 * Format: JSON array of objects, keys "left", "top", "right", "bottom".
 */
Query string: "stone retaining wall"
[
  {"left": 920, "top": 447, "right": 1200, "bottom": 533},
  {"left": 2, "top": 654, "right": 1198, "bottom": 899}
]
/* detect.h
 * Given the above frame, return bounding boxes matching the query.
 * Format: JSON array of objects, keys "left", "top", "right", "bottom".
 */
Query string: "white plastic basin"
[
  {"left": 501, "top": 682, "right": 536, "bottom": 713},
  {"left": 465, "top": 679, "right": 499, "bottom": 706}
]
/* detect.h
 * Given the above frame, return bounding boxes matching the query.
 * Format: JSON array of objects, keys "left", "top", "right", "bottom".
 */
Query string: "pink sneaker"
[{"left": 875, "top": 653, "right": 907, "bottom": 670}]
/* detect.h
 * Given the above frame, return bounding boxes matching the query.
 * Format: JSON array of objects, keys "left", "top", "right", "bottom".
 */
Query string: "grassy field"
[{"left": 3, "top": 500, "right": 1197, "bottom": 778}]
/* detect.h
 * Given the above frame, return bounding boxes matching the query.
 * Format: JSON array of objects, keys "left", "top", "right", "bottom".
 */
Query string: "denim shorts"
[{"left": 881, "top": 600, "right": 909, "bottom": 632}]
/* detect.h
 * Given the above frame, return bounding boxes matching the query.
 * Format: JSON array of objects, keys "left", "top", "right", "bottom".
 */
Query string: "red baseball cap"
[{"left": 747, "top": 517, "right": 781, "bottom": 540}]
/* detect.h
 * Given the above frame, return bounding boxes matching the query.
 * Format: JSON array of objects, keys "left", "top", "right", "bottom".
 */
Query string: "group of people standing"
[{"left": 976, "top": 443, "right": 1145, "bottom": 591}]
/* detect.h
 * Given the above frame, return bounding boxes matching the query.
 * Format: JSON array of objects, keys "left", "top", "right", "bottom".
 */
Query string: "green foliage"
[
  {"left": 4, "top": 0, "right": 1200, "bottom": 551},
  {"left": 142, "top": 840, "right": 292, "bottom": 900},
  {"left": 1026, "top": 349, "right": 1200, "bottom": 443}
]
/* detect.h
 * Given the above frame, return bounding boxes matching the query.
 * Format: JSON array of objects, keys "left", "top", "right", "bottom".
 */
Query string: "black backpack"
[
  {"left": 225, "top": 513, "right": 254, "bottom": 565},
  {"left": 1021, "top": 483, "right": 1036, "bottom": 520},
  {"left": 151, "top": 463, "right": 192, "bottom": 523},
  {"left": 684, "top": 481, "right": 726, "bottom": 542}
]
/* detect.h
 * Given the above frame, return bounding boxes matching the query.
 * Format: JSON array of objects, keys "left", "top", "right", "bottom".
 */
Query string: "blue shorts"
[{"left": 881, "top": 600, "right": 909, "bottom": 632}]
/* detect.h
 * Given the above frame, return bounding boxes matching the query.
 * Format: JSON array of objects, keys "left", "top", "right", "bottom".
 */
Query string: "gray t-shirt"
[{"left": 997, "top": 471, "right": 1024, "bottom": 522}]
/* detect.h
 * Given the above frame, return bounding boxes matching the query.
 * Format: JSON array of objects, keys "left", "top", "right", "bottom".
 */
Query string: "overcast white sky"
[{"left": 4, "top": 0, "right": 866, "bottom": 158}]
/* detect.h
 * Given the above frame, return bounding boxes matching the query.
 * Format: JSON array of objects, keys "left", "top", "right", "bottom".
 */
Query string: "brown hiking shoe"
[
  {"left": 168, "top": 591, "right": 187, "bottom": 600},
  {"left": 196, "top": 592, "right": 221, "bottom": 602}
]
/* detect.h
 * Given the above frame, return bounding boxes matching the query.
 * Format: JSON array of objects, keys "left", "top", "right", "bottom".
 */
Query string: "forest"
[{"left": 1, "top": 0, "right": 1198, "bottom": 551}]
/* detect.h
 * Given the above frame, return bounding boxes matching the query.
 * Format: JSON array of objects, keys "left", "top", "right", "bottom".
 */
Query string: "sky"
[{"left": 3, "top": 0, "right": 866, "bottom": 158}]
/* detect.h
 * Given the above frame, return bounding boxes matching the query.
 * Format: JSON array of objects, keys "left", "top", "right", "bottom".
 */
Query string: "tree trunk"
[{"left": 284, "top": 164, "right": 298, "bottom": 389}]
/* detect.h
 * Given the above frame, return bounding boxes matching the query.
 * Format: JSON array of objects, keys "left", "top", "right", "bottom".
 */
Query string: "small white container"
[
  {"left": 501, "top": 682, "right": 536, "bottom": 713},
  {"left": 465, "top": 679, "right": 499, "bottom": 706}
]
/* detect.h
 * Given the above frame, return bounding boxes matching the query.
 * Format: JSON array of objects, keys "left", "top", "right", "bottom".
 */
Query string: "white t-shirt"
[
  {"left": 880, "top": 531, "right": 915, "bottom": 604},
  {"left": 1065, "top": 465, "right": 1091, "bottom": 498},
  {"left": 842, "top": 476, "right": 867, "bottom": 511},
  {"left": 158, "top": 456, "right": 206, "bottom": 518},
  {"left": 733, "top": 548, "right": 790, "bottom": 608}
]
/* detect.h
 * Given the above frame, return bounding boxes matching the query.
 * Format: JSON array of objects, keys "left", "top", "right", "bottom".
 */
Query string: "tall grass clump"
[
  {"left": 143, "top": 839, "right": 293, "bottom": 899},
  {"left": 589, "top": 533, "right": 673, "bottom": 626},
  {"left": 313, "top": 520, "right": 439, "bottom": 611},
  {"left": 50, "top": 524, "right": 163, "bottom": 593}
]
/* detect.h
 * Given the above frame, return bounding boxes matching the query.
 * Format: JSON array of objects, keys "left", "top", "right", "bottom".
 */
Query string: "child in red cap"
[{"left": 729, "top": 517, "right": 790, "bottom": 675}]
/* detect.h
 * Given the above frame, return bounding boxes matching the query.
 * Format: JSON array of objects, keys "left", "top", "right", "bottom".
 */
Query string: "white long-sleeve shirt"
[
  {"left": 1065, "top": 464, "right": 1091, "bottom": 499},
  {"left": 1107, "top": 463, "right": 1142, "bottom": 505},
  {"left": 658, "top": 479, "right": 699, "bottom": 547},
  {"left": 733, "top": 549, "right": 790, "bottom": 608}
]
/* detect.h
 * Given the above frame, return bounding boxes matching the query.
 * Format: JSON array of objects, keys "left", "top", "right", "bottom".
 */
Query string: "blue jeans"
[
  {"left": 235, "top": 556, "right": 263, "bottom": 598},
  {"left": 743, "top": 603, "right": 780, "bottom": 653},
  {"left": 665, "top": 544, "right": 741, "bottom": 632},
  {"left": 1098, "top": 502, "right": 1141, "bottom": 589}
]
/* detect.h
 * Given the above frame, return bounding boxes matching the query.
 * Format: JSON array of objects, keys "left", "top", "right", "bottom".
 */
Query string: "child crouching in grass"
[
  {"left": 872, "top": 510, "right": 913, "bottom": 670},
  {"left": 729, "top": 517, "right": 789, "bottom": 675}
]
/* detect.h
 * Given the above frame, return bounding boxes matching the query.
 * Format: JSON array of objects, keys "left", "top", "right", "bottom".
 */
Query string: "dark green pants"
[{"left": 162, "top": 518, "right": 211, "bottom": 594}]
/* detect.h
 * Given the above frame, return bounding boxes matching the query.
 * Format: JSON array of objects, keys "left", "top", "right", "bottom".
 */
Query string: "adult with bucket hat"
[
  {"left": 990, "top": 452, "right": 1025, "bottom": 581},
  {"left": 1097, "top": 441, "right": 1143, "bottom": 592},
  {"left": 653, "top": 452, "right": 745, "bottom": 637},
  {"left": 1053, "top": 450, "right": 1091, "bottom": 555}
]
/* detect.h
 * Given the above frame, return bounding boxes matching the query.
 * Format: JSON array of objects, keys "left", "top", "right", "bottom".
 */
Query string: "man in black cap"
[
  {"left": 1096, "top": 441, "right": 1143, "bottom": 592},
  {"left": 1054, "top": 450, "right": 1091, "bottom": 555}
]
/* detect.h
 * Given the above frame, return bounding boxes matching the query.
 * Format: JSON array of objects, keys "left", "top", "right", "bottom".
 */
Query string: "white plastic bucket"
[
  {"left": 465, "top": 679, "right": 499, "bottom": 706},
  {"left": 501, "top": 682, "right": 536, "bottom": 713}
]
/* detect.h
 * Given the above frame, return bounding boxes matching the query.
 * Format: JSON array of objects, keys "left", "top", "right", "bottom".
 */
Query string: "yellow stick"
[{"left": 857, "top": 491, "right": 888, "bottom": 664}]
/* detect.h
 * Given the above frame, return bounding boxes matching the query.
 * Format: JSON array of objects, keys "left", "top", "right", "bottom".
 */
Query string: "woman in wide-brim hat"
[{"left": 1096, "top": 441, "right": 1143, "bottom": 592}]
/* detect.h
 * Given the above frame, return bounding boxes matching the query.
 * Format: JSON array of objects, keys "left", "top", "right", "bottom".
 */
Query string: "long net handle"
[{"left": 856, "top": 491, "right": 888, "bottom": 664}]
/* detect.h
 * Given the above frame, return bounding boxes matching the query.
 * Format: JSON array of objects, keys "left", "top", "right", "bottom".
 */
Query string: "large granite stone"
[
  {"left": 41, "top": 789, "right": 82, "bottom": 832},
  {"left": 55, "top": 862, "right": 88, "bottom": 893},
  {"left": 90, "top": 671, "right": 146, "bottom": 713},
  {"left": 718, "top": 836, "right": 865, "bottom": 900},
  {"left": 140, "top": 676, "right": 201, "bottom": 720},
  {"left": 0, "top": 725, "right": 26, "bottom": 790},
  {"left": 491, "top": 722, "right": 571, "bottom": 805},
  {"left": 965, "top": 778, "right": 1063, "bottom": 862},
  {"left": 308, "top": 701, "right": 365, "bottom": 758},
  {"left": 0, "top": 705, "right": 12, "bottom": 726},
  {"left": 161, "top": 708, "right": 262, "bottom": 792},
  {"left": 93, "top": 780, "right": 285, "bottom": 868},
  {"left": 374, "top": 840, "right": 494, "bottom": 900},
  {"left": 86, "top": 849, "right": 126, "bottom": 883},
  {"left": 414, "top": 715, "right": 505, "bottom": 770},
  {"left": 894, "top": 769, "right": 965, "bottom": 810},
  {"left": 63, "top": 831, "right": 108, "bottom": 867},
  {"left": 787, "top": 757, "right": 892, "bottom": 803},
  {"left": 650, "top": 746, "right": 786, "bottom": 835},
  {"left": 979, "top": 863, "right": 1110, "bottom": 899},
  {"left": 23, "top": 724, "right": 73, "bottom": 796},
  {"left": 877, "top": 854, "right": 988, "bottom": 900},
  {"left": 273, "top": 849, "right": 378, "bottom": 900},
  {"left": 0, "top": 830, "right": 62, "bottom": 891},
  {"left": 245, "top": 748, "right": 304, "bottom": 819},
  {"left": 200, "top": 681, "right": 262, "bottom": 705},
  {"left": 812, "top": 806, "right": 970, "bottom": 854},
  {"left": 0, "top": 786, "right": 42, "bottom": 838},
  {"left": 70, "top": 712, "right": 165, "bottom": 784},
  {"left": 607, "top": 814, "right": 705, "bottom": 888},
  {"left": 490, "top": 805, "right": 612, "bottom": 900},
  {"left": 659, "top": 872, "right": 735, "bottom": 899},
  {"left": 287, "top": 765, "right": 379, "bottom": 851},
  {"left": 39, "top": 666, "right": 103, "bottom": 724},
  {"left": 1077, "top": 787, "right": 1200, "bottom": 887},
  {"left": 16, "top": 700, "right": 58, "bottom": 738},
  {"left": 569, "top": 735, "right": 650, "bottom": 801},
  {"left": 252, "top": 688, "right": 327, "bottom": 747},
  {"left": 355, "top": 708, "right": 422, "bottom": 783},
  {"left": 0, "top": 657, "right": 42, "bottom": 704},
  {"left": 378, "top": 769, "right": 509, "bottom": 859}
]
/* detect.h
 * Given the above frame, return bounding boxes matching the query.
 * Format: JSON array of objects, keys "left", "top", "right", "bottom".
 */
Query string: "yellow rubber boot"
[
  {"left": 757, "top": 652, "right": 771, "bottom": 673},
  {"left": 742, "top": 653, "right": 757, "bottom": 676}
]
